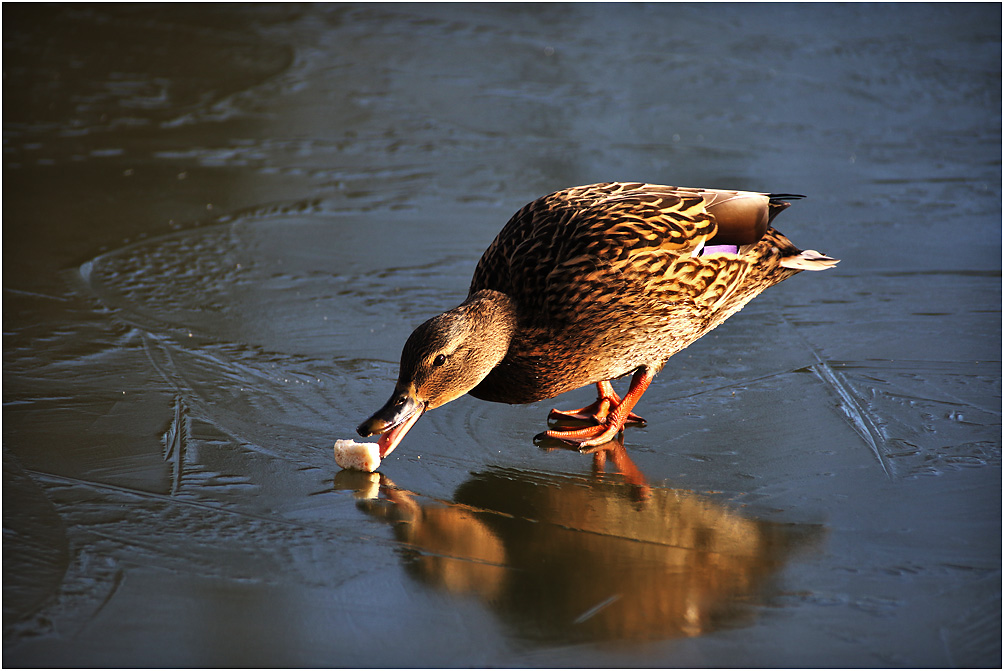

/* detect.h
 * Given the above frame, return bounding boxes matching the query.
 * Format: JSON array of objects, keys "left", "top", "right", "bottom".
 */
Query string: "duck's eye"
[{"left": 432, "top": 354, "right": 448, "bottom": 367}]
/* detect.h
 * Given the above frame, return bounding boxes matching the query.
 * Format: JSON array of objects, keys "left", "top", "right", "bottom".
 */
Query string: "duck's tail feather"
[
  {"left": 766, "top": 193, "right": 805, "bottom": 224},
  {"left": 780, "top": 248, "right": 840, "bottom": 271}
]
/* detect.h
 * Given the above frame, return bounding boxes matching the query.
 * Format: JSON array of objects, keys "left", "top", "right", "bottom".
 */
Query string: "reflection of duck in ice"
[
  {"left": 357, "top": 184, "right": 837, "bottom": 460},
  {"left": 343, "top": 440, "right": 824, "bottom": 643}
]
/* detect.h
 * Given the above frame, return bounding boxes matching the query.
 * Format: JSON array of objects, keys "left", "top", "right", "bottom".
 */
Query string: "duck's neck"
[{"left": 460, "top": 289, "right": 518, "bottom": 366}]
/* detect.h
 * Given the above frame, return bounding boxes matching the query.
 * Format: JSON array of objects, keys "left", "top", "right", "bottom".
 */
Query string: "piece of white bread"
[{"left": 334, "top": 440, "right": 382, "bottom": 472}]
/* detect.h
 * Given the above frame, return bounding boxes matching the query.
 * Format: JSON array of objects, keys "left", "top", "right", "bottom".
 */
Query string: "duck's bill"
[
  {"left": 356, "top": 392, "right": 426, "bottom": 459},
  {"left": 375, "top": 408, "right": 424, "bottom": 458}
]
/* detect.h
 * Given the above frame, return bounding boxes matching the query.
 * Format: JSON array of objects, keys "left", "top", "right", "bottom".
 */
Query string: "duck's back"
[{"left": 468, "top": 183, "right": 827, "bottom": 404}]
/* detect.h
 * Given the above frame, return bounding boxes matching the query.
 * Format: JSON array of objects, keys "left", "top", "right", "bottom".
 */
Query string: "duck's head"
[{"left": 357, "top": 290, "right": 516, "bottom": 458}]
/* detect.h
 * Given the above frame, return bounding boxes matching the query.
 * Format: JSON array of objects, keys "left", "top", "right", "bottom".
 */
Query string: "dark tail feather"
[{"left": 767, "top": 193, "right": 806, "bottom": 224}]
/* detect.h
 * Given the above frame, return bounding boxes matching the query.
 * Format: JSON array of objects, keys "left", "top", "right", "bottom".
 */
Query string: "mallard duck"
[{"left": 357, "top": 182, "right": 837, "bottom": 457}]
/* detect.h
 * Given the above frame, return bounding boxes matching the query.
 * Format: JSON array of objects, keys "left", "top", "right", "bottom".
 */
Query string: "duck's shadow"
[{"left": 334, "top": 438, "right": 824, "bottom": 644}]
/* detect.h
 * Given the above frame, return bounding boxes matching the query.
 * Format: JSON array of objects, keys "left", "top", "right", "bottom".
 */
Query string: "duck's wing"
[
  {"left": 593, "top": 184, "right": 798, "bottom": 247},
  {"left": 470, "top": 183, "right": 786, "bottom": 307}
]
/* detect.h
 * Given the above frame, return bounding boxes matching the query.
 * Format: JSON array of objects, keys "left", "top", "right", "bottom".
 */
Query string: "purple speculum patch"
[{"left": 700, "top": 244, "right": 739, "bottom": 255}]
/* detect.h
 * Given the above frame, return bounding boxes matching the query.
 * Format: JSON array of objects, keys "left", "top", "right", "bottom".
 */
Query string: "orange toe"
[{"left": 544, "top": 368, "right": 654, "bottom": 448}]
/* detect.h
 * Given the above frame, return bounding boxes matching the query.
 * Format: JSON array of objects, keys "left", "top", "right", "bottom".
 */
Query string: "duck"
[{"left": 357, "top": 182, "right": 838, "bottom": 458}]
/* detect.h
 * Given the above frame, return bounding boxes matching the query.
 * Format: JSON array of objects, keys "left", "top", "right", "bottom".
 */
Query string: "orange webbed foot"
[
  {"left": 542, "top": 369, "right": 654, "bottom": 448},
  {"left": 547, "top": 380, "right": 646, "bottom": 426}
]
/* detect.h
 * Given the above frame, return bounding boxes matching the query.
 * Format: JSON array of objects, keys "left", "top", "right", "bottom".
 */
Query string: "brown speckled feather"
[{"left": 468, "top": 183, "right": 836, "bottom": 404}]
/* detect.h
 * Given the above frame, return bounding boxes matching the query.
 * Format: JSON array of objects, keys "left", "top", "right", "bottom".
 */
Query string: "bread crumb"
[{"left": 334, "top": 440, "right": 381, "bottom": 472}]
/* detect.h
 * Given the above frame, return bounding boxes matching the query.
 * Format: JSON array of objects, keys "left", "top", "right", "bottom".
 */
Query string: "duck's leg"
[
  {"left": 545, "top": 368, "right": 654, "bottom": 448},
  {"left": 548, "top": 380, "right": 646, "bottom": 425}
]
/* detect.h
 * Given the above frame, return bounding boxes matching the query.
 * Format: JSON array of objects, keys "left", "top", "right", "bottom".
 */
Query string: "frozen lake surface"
[{"left": 4, "top": 4, "right": 1000, "bottom": 667}]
